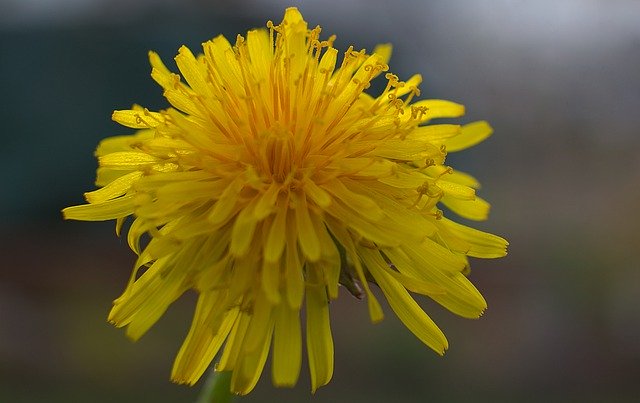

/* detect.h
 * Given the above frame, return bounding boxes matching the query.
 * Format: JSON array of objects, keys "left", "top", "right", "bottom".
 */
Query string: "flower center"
[{"left": 259, "top": 123, "right": 299, "bottom": 184}]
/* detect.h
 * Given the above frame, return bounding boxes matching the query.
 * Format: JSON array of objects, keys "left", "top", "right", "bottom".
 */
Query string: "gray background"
[{"left": 1, "top": 0, "right": 639, "bottom": 401}]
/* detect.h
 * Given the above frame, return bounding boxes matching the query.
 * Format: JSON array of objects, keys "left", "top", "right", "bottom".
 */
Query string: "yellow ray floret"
[{"left": 62, "top": 6, "right": 508, "bottom": 395}]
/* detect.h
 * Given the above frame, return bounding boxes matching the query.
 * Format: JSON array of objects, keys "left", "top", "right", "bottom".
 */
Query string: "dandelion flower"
[{"left": 63, "top": 7, "right": 507, "bottom": 395}]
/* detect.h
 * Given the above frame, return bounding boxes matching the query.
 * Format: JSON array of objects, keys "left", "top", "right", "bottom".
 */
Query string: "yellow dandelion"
[{"left": 63, "top": 7, "right": 507, "bottom": 395}]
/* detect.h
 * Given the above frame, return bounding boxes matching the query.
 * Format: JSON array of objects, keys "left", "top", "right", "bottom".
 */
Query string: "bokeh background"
[{"left": 1, "top": 0, "right": 639, "bottom": 401}]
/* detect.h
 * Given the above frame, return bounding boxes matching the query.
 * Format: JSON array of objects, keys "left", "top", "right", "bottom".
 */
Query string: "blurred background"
[{"left": 1, "top": 0, "right": 639, "bottom": 401}]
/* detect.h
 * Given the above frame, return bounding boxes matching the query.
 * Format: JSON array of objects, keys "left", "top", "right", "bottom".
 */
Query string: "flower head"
[{"left": 63, "top": 7, "right": 507, "bottom": 395}]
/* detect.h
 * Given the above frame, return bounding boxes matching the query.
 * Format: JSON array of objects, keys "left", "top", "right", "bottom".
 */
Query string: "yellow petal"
[
  {"left": 264, "top": 200, "right": 287, "bottom": 263},
  {"left": 261, "top": 259, "right": 282, "bottom": 305},
  {"left": 413, "top": 99, "right": 465, "bottom": 121},
  {"left": 98, "top": 151, "right": 159, "bottom": 169},
  {"left": 440, "top": 217, "right": 508, "bottom": 258},
  {"left": 372, "top": 43, "right": 392, "bottom": 65},
  {"left": 254, "top": 183, "right": 280, "bottom": 220},
  {"left": 175, "top": 45, "right": 210, "bottom": 97},
  {"left": 293, "top": 192, "right": 321, "bottom": 262},
  {"left": 303, "top": 179, "right": 332, "bottom": 208},
  {"left": 165, "top": 109, "right": 219, "bottom": 151},
  {"left": 284, "top": 211, "right": 305, "bottom": 310},
  {"left": 437, "top": 179, "right": 476, "bottom": 200},
  {"left": 308, "top": 47, "right": 337, "bottom": 104},
  {"left": 272, "top": 302, "right": 302, "bottom": 387},
  {"left": 282, "top": 8, "right": 308, "bottom": 67},
  {"left": 310, "top": 213, "right": 340, "bottom": 299},
  {"left": 444, "top": 120, "right": 493, "bottom": 152},
  {"left": 83, "top": 171, "right": 143, "bottom": 203},
  {"left": 363, "top": 248, "right": 448, "bottom": 354},
  {"left": 230, "top": 199, "right": 259, "bottom": 257},
  {"left": 203, "top": 36, "right": 243, "bottom": 96},
  {"left": 164, "top": 87, "right": 200, "bottom": 116},
  {"left": 155, "top": 179, "right": 226, "bottom": 202},
  {"left": 208, "top": 177, "right": 243, "bottom": 225},
  {"left": 241, "top": 292, "right": 274, "bottom": 354},
  {"left": 384, "top": 268, "right": 445, "bottom": 296},
  {"left": 95, "top": 167, "right": 134, "bottom": 187},
  {"left": 217, "top": 311, "right": 251, "bottom": 371},
  {"left": 126, "top": 217, "right": 151, "bottom": 255},
  {"left": 231, "top": 321, "right": 274, "bottom": 395},
  {"left": 342, "top": 178, "right": 437, "bottom": 239},
  {"left": 62, "top": 194, "right": 135, "bottom": 221},
  {"left": 324, "top": 218, "right": 384, "bottom": 323},
  {"left": 123, "top": 266, "right": 188, "bottom": 341},
  {"left": 172, "top": 294, "right": 238, "bottom": 384},
  {"left": 384, "top": 245, "right": 487, "bottom": 318},
  {"left": 324, "top": 178, "right": 384, "bottom": 221},
  {"left": 148, "top": 50, "right": 174, "bottom": 89},
  {"left": 227, "top": 249, "right": 260, "bottom": 304},
  {"left": 112, "top": 109, "right": 164, "bottom": 129},
  {"left": 246, "top": 29, "right": 272, "bottom": 81},
  {"left": 329, "top": 157, "right": 394, "bottom": 179},
  {"left": 395, "top": 74, "right": 423, "bottom": 97},
  {"left": 283, "top": 7, "right": 304, "bottom": 25},
  {"left": 108, "top": 255, "right": 173, "bottom": 330},
  {"left": 442, "top": 195, "right": 490, "bottom": 221},
  {"left": 445, "top": 169, "right": 481, "bottom": 189},
  {"left": 409, "top": 124, "right": 461, "bottom": 141},
  {"left": 231, "top": 293, "right": 274, "bottom": 395},
  {"left": 366, "top": 138, "right": 443, "bottom": 161},
  {"left": 306, "top": 271, "right": 334, "bottom": 393},
  {"left": 325, "top": 200, "right": 400, "bottom": 247}
]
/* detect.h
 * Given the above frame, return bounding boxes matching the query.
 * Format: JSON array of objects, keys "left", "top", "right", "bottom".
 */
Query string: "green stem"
[{"left": 196, "top": 369, "right": 234, "bottom": 403}]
